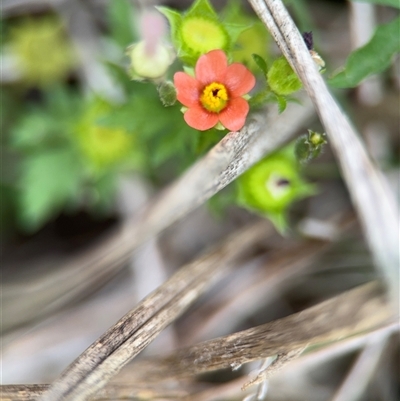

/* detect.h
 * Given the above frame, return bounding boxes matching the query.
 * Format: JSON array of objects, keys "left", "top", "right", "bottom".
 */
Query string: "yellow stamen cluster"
[{"left": 200, "top": 82, "right": 229, "bottom": 113}]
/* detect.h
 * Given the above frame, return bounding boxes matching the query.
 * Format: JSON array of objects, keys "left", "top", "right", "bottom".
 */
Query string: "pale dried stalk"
[
  {"left": 247, "top": 0, "right": 399, "bottom": 310},
  {"left": 52, "top": 0, "right": 124, "bottom": 102},
  {"left": 3, "top": 282, "right": 393, "bottom": 401},
  {"left": 128, "top": 281, "right": 392, "bottom": 379},
  {"left": 0, "top": 384, "right": 49, "bottom": 401},
  {"left": 3, "top": 98, "right": 314, "bottom": 333},
  {"left": 39, "top": 216, "right": 348, "bottom": 399},
  {"left": 331, "top": 329, "right": 391, "bottom": 401},
  {"left": 185, "top": 376, "right": 255, "bottom": 401},
  {"left": 37, "top": 222, "right": 272, "bottom": 401},
  {"left": 0, "top": 384, "right": 188, "bottom": 401},
  {"left": 181, "top": 230, "right": 344, "bottom": 342},
  {"left": 241, "top": 348, "right": 306, "bottom": 390}
]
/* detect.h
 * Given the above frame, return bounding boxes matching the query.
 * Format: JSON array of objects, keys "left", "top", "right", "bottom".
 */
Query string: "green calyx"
[
  {"left": 157, "top": 81, "right": 177, "bottom": 107},
  {"left": 181, "top": 16, "right": 229, "bottom": 57},
  {"left": 157, "top": 0, "right": 249, "bottom": 65},
  {"left": 267, "top": 56, "right": 302, "bottom": 96},
  {"left": 237, "top": 147, "right": 315, "bottom": 232}
]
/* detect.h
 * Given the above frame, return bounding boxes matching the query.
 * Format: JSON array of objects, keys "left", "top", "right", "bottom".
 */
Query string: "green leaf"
[
  {"left": 252, "top": 53, "right": 269, "bottom": 75},
  {"left": 185, "top": 0, "right": 218, "bottom": 19},
  {"left": 104, "top": 61, "right": 132, "bottom": 90},
  {"left": 151, "top": 129, "right": 187, "bottom": 167},
  {"left": 224, "top": 22, "right": 251, "bottom": 46},
  {"left": 10, "top": 112, "right": 60, "bottom": 149},
  {"left": 156, "top": 7, "right": 182, "bottom": 49},
  {"left": 108, "top": 0, "right": 135, "bottom": 48},
  {"left": 89, "top": 172, "right": 117, "bottom": 213},
  {"left": 96, "top": 84, "right": 177, "bottom": 140},
  {"left": 267, "top": 56, "right": 302, "bottom": 95},
  {"left": 329, "top": 16, "right": 400, "bottom": 88},
  {"left": 0, "top": 183, "right": 18, "bottom": 235},
  {"left": 18, "top": 148, "right": 83, "bottom": 231},
  {"left": 10, "top": 86, "right": 81, "bottom": 149},
  {"left": 248, "top": 87, "right": 274, "bottom": 108},
  {"left": 276, "top": 94, "right": 287, "bottom": 113},
  {"left": 222, "top": 0, "right": 271, "bottom": 72},
  {"left": 264, "top": 210, "right": 288, "bottom": 235},
  {"left": 1, "top": 87, "right": 20, "bottom": 134},
  {"left": 348, "top": 0, "right": 400, "bottom": 8}
]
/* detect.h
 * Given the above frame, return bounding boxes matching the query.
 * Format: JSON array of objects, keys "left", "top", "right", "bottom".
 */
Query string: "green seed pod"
[
  {"left": 295, "top": 130, "right": 327, "bottom": 165},
  {"left": 237, "top": 147, "right": 315, "bottom": 232}
]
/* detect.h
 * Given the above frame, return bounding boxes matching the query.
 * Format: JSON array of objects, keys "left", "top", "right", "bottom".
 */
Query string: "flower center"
[
  {"left": 200, "top": 82, "right": 229, "bottom": 113},
  {"left": 265, "top": 173, "right": 291, "bottom": 199}
]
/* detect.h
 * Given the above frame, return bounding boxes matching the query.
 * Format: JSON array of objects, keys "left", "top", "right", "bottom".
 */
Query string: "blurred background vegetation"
[
  {"left": 1, "top": 0, "right": 398, "bottom": 237},
  {"left": 1, "top": 0, "right": 399, "bottom": 398}
]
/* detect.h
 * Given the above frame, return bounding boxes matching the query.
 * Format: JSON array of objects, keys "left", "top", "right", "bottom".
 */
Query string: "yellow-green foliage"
[
  {"left": 267, "top": 56, "right": 302, "bottom": 95},
  {"left": 223, "top": 0, "right": 271, "bottom": 73},
  {"left": 8, "top": 17, "right": 77, "bottom": 87},
  {"left": 74, "top": 100, "right": 137, "bottom": 171}
]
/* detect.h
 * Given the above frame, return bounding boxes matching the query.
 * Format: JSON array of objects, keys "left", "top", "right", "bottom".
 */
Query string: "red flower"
[{"left": 174, "top": 50, "right": 256, "bottom": 131}]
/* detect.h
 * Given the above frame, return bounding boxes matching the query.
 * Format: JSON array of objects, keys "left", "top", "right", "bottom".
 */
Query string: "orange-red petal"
[
  {"left": 174, "top": 72, "right": 201, "bottom": 107},
  {"left": 218, "top": 97, "right": 249, "bottom": 131},
  {"left": 184, "top": 106, "right": 219, "bottom": 131},
  {"left": 195, "top": 49, "right": 228, "bottom": 85},
  {"left": 225, "top": 63, "right": 256, "bottom": 97}
]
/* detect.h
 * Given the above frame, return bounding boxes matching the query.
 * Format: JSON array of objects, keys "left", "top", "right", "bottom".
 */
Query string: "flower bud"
[
  {"left": 295, "top": 130, "right": 327, "bottom": 165},
  {"left": 127, "top": 41, "right": 174, "bottom": 80},
  {"left": 157, "top": 81, "right": 177, "bottom": 106},
  {"left": 127, "top": 10, "right": 175, "bottom": 80}
]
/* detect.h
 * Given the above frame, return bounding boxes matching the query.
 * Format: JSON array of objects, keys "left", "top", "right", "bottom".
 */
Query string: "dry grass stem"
[
  {"left": 2, "top": 282, "right": 393, "bottom": 401},
  {"left": 37, "top": 222, "right": 271, "bottom": 401},
  {"left": 128, "top": 281, "right": 391, "bottom": 379},
  {"left": 241, "top": 348, "right": 306, "bottom": 390},
  {"left": 247, "top": 0, "right": 399, "bottom": 310},
  {"left": 177, "top": 214, "right": 355, "bottom": 343},
  {"left": 331, "top": 328, "right": 392, "bottom": 401}
]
